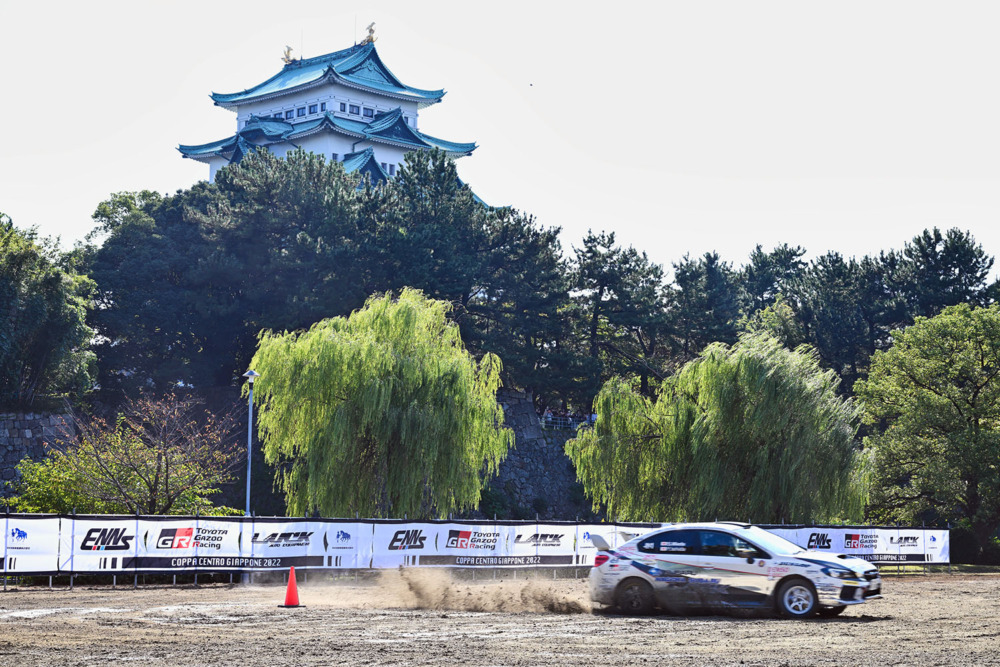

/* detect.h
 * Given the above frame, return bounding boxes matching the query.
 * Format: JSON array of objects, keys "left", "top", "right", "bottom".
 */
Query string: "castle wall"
[{"left": 0, "top": 412, "right": 74, "bottom": 493}]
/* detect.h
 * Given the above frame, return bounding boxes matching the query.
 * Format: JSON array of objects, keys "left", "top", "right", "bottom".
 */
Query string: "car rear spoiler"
[{"left": 591, "top": 534, "right": 612, "bottom": 551}]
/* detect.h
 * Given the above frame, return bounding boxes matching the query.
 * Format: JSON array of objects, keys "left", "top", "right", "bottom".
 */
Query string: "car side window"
[
  {"left": 637, "top": 530, "right": 699, "bottom": 555},
  {"left": 699, "top": 530, "right": 768, "bottom": 559}
]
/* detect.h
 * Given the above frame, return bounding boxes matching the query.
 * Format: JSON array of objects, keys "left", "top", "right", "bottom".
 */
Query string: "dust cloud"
[{"left": 301, "top": 569, "right": 590, "bottom": 614}]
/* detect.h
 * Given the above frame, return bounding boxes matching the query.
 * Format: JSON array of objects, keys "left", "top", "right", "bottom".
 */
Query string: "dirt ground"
[{"left": 1, "top": 571, "right": 999, "bottom": 666}]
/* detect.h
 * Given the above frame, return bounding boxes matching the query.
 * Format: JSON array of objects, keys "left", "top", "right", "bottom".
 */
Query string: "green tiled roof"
[
  {"left": 210, "top": 43, "right": 444, "bottom": 108},
  {"left": 179, "top": 109, "right": 476, "bottom": 160}
]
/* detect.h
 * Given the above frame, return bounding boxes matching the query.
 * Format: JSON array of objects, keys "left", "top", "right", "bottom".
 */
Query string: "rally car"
[{"left": 589, "top": 522, "right": 881, "bottom": 618}]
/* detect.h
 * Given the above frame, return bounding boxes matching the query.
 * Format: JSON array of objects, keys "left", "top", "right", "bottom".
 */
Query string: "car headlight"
[{"left": 822, "top": 566, "right": 856, "bottom": 579}]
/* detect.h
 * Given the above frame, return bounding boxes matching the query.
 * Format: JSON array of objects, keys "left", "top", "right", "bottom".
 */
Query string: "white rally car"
[{"left": 589, "top": 522, "right": 882, "bottom": 618}]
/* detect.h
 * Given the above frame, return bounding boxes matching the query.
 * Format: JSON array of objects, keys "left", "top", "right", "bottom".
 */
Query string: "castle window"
[
  {"left": 309, "top": 104, "right": 318, "bottom": 114},
  {"left": 349, "top": 104, "right": 360, "bottom": 115},
  {"left": 273, "top": 113, "right": 283, "bottom": 119},
  {"left": 381, "top": 162, "right": 387, "bottom": 170},
  {"left": 363, "top": 108, "right": 374, "bottom": 118},
  {"left": 339, "top": 102, "right": 346, "bottom": 112},
  {"left": 297, "top": 107, "right": 306, "bottom": 117},
  {"left": 389, "top": 164, "right": 396, "bottom": 176},
  {"left": 320, "top": 102, "right": 327, "bottom": 112},
  {"left": 285, "top": 110, "right": 294, "bottom": 119},
  {"left": 404, "top": 117, "right": 410, "bottom": 125},
  {"left": 332, "top": 153, "right": 338, "bottom": 161}
]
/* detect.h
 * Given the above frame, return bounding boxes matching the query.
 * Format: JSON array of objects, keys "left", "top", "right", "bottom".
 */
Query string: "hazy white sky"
[{"left": 2, "top": 1, "right": 999, "bottom": 274}]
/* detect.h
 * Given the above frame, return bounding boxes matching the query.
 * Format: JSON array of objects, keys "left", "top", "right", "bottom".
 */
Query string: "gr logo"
[
  {"left": 157, "top": 528, "right": 193, "bottom": 549},
  {"left": 807, "top": 533, "right": 831, "bottom": 549}
]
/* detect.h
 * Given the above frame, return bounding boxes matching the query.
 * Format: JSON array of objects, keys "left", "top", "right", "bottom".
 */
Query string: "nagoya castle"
[{"left": 179, "top": 25, "right": 476, "bottom": 183}]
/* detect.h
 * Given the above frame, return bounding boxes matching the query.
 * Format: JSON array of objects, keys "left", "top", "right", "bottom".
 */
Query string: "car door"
[
  {"left": 635, "top": 529, "right": 702, "bottom": 610},
  {"left": 694, "top": 529, "right": 771, "bottom": 606}
]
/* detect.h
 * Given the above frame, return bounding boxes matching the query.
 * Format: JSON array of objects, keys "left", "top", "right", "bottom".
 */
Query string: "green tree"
[
  {"left": 567, "top": 333, "right": 865, "bottom": 523},
  {"left": 855, "top": 304, "right": 1000, "bottom": 559},
  {"left": 572, "top": 231, "right": 672, "bottom": 396},
  {"left": 896, "top": 228, "right": 995, "bottom": 318},
  {"left": 0, "top": 214, "right": 95, "bottom": 408},
  {"left": 671, "top": 252, "right": 740, "bottom": 362},
  {"left": 249, "top": 288, "right": 514, "bottom": 518},
  {"left": 8, "top": 394, "right": 241, "bottom": 514},
  {"left": 739, "top": 243, "right": 807, "bottom": 314}
]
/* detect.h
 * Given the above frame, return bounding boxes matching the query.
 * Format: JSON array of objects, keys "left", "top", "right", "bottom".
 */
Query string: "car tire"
[
  {"left": 775, "top": 579, "right": 818, "bottom": 619},
  {"left": 817, "top": 605, "right": 847, "bottom": 618},
  {"left": 615, "top": 578, "right": 655, "bottom": 614}
]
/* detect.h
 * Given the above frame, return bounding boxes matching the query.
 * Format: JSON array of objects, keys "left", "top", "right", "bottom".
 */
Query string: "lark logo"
[
  {"left": 515, "top": 534, "right": 562, "bottom": 547},
  {"left": 890, "top": 536, "right": 919, "bottom": 547}
]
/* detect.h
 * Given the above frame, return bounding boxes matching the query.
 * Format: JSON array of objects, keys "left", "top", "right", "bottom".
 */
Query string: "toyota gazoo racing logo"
[
  {"left": 11, "top": 528, "right": 27, "bottom": 542},
  {"left": 252, "top": 531, "right": 313, "bottom": 548},
  {"left": 156, "top": 527, "right": 228, "bottom": 550},
  {"left": 446, "top": 530, "right": 499, "bottom": 549},
  {"left": 807, "top": 533, "right": 831, "bottom": 549},
  {"left": 81, "top": 527, "right": 134, "bottom": 551},
  {"left": 515, "top": 533, "right": 562, "bottom": 547},
  {"left": 844, "top": 533, "right": 878, "bottom": 549},
  {"left": 388, "top": 529, "right": 426, "bottom": 550}
]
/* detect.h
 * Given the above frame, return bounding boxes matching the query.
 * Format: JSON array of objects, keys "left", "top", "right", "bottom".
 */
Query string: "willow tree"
[
  {"left": 249, "top": 288, "right": 513, "bottom": 518},
  {"left": 566, "top": 333, "right": 866, "bottom": 523}
]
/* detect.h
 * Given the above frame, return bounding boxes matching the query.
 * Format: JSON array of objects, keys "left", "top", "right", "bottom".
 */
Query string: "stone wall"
[
  {"left": 474, "top": 390, "right": 597, "bottom": 521},
  {"left": 0, "top": 412, "right": 74, "bottom": 492}
]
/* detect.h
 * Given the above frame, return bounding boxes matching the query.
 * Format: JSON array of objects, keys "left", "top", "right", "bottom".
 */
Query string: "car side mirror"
[{"left": 746, "top": 557, "right": 755, "bottom": 565}]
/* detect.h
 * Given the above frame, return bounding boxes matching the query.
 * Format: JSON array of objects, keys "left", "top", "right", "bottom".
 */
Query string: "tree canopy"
[
  {"left": 566, "top": 333, "right": 865, "bottom": 523},
  {"left": 855, "top": 304, "right": 1000, "bottom": 558},
  {"left": 249, "top": 288, "right": 514, "bottom": 518},
  {"left": 0, "top": 214, "right": 94, "bottom": 408},
  {"left": 8, "top": 394, "right": 241, "bottom": 515}
]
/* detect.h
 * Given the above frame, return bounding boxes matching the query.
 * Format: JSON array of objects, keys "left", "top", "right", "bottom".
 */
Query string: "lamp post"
[
  {"left": 242, "top": 370, "right": 259, "bottom": 586},
  {"left": 243, "top": 370, "right": 260, "bottom": 517}
]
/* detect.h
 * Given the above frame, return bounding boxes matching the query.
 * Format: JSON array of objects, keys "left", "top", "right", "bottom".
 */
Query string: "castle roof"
[
  {"left": 210, "top": 43, "right": 444, "bottom": 109},
  {"left": 178, "top": 109, "right": 476, "bottom": 160}
]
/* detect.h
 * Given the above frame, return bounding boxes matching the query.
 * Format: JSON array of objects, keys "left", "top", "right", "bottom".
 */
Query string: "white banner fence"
[{"left": 3, "top": 515, "right": 949, "bottom": 577}]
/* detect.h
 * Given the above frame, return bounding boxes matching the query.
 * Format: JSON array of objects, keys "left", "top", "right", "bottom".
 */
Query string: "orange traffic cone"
[{"left": 278, "top": 566, "right": 304, "bottom": 608}]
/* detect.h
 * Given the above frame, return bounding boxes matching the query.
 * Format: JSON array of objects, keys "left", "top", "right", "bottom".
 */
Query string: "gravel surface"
[{"left": 1, "top": 571, "right": 999, "bottom": 665}]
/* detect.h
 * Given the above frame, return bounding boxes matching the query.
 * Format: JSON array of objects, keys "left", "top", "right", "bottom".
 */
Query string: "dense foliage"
[
  {"left": 856, "top": 304, "right": 1000, "bottom": 560},
  {"left": 567, "top": 333, "right": 865, "bottom": 523},
  {"left": 0, "top": 214, "right": 94, "bottom": 408},
  {"left": 249, "top": 289, "right": 514, "bottom": 519},
  {"left": 8, "top": 394, "right": 241, "bottom": 514}
]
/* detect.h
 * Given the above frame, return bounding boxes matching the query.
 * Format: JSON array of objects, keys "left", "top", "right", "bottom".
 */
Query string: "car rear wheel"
[
  {"left": 616, "top": 578, "right": 655, "bottom": 614},
  {"left": 776, "top": 579, "right": 817, "bottom": 619},
  {"left": 817, "top": 605, "right": 847, "bottom": 618}
]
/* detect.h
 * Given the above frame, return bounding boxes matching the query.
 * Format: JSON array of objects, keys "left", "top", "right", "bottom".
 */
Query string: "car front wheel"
[
  {"left": 616, "top": 578, "right": 655, "bottom": 614},
  {"left": 776, "top": 579, "right": 817, "bottom": 619}
]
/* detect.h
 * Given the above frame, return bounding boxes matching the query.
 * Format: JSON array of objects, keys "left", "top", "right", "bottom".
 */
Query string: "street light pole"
[
  {"left": 243, "top": 370, "right": 260, "bottom": 517},
  {"left": 242, "top": 369, "right": 259, "bottom": 586}
]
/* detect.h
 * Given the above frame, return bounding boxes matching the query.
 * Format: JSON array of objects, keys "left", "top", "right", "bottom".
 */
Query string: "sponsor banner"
[
  {"left": 130, "top": 517, "right": 246, "bottom": 572},
  {"left": 416, "top": 523, "right": 511, "bottom": 567},
  {"left": 322, "top": 521, "right": 371, "bottom": 569},
  {"left": 510, "top": 524, "right": 575, "bottom": 565},
  {"left": 761, "top": 527, "right": 950, "bottom": 564},
  {"left": 245, "top": 519, "right": 324, "bottom": 571},
  {"left": 65, "top": 516, "right": 140, "bottom": 573},
  {"left": 4, "top": 515, "right": 60, "bottom": 575},
  {"left": 575, "top": 524, "right": 661, "bottom": 566},
  {"left": 372, "top": 522, "right": 434, "bottom": 568}
]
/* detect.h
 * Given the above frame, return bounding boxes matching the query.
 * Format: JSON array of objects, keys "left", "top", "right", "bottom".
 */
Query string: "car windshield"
[{"left": 736, "top": 527, "right": 805, "bottom": 555}]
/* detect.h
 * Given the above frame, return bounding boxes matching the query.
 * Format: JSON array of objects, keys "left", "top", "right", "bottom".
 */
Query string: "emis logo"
[
  {"left": 389, "top": 529, "right": 426, "bottom": 550},
  {"left": 81, "top": 527, "right": 134, "bottom": 551},
  {"left": 807, "top": 533, "right": 831, "bottom": 549}
]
